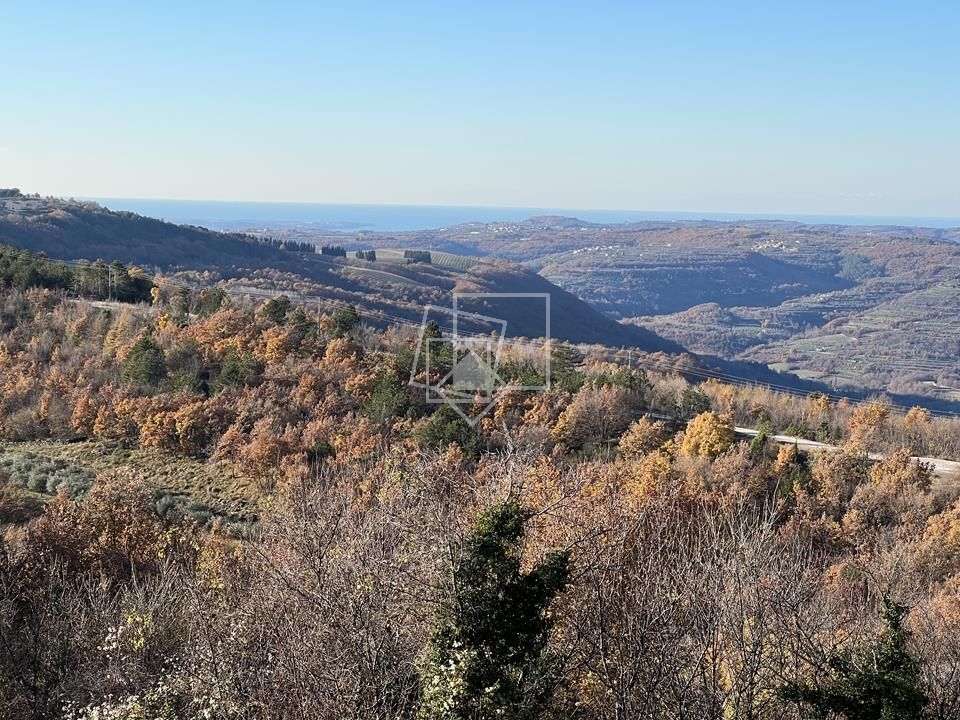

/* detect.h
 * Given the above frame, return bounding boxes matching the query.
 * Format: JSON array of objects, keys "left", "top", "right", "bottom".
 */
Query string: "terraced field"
[
  {"left": 374, "top": 248, "right": 480, "bottom": 272},
  {"left": 428, "top": 250, "right": 480, "bottom": 271},
  {"left": 740, "top": 280, "right": 960, "bottom": 397}
]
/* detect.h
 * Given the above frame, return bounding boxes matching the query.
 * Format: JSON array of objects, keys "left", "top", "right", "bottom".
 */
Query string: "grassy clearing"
[
  {"left": 339, "top": 264, "right": 427, "bottom": 287},
  {"left": 0, "top": 440, "right": 261, "bottom": 526},
  {"left": 374, "top": 249, "right": 407, "bottom": 263}
]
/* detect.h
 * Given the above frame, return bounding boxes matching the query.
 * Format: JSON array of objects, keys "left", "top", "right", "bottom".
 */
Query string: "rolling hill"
[
  {"left": 0, "top": 191, "right": 679, "bottom": 351},
  {"left": 255, "top": 214, "right": 960, "bottom": 407},
  {"left": 10, "top": 191, "right": 956, "bottom": 407}
]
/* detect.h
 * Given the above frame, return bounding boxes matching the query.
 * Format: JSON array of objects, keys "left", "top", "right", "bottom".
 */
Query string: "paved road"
[{"left": 734, "top": 426, "right": 960, "bottom": 481}]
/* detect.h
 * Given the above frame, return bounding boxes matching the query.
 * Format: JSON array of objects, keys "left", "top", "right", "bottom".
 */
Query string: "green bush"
[
  {"left": 260, "top": 295, "right": 291, "bottom": 324},
  {"left": 330, "top": 305, "right": 360, "bottom": 338},
  {"left": 197, "top": 287, "right": 228, "bottom": 317},
  {"left": 780, "top": 597, "right": 927, "bottom": 719},
  {"left": 361, "top": 370, "right": 410, "bottom": 421},
  {"left": 676, "top": 385, "right": 712, "bottom": 419},
  {"left": 214, "top": 350, "right": 263, "bottom": 391},
  {"left": 122, "top": 336, "right": 166, "bottom": 388},
  {"left": 414, "top": 405, "right": 481, "bottom": 458},
  {"left": 307, "top": 438, "right": 336, "bottom": 463},
  {"left": 1, "top": 453, "right": 95, "bottom": 497}
]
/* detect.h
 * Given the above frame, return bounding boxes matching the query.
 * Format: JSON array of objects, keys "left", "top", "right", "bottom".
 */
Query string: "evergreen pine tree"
[
  {"left": 121, "top": 336, "right": 166, "bottom": 388},
  {"left": 780, "top": 596, "right": 928, "bottom": 719},
  {"left": 419, "top": 500, "right": 570, "bottom": 720}
]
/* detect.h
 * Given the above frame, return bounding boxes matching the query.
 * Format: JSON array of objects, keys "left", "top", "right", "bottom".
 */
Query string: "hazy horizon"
[
  {"left": 3, "top": 1, "right": 959, "bottom": 217},
  {"left": 85, "top": 196, "right": 960, "bottom": 233}
]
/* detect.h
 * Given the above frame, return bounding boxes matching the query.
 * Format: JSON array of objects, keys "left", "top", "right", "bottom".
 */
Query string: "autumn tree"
[
  {"left": 23, "top": 475, "right": 187, "bottom": 579},
  {"left": 551, "top": 385, "right": 640, "bottom": 454},
  {"left": 846, "top": 400, "right": 891, "bottom": 455},
  {"left": 681, "top": 410, "right": 735, "bottom": 458},
  {"left": 909, "top": 578, "right": 960, "bottom": 717},
  {"left": 843, "top": 450, "right": 934, "bottom": 544},
  {"left": 904, "top": 406, "right": 932, "bottom": 429},
  {"left": 903, "top": 405, "right": 933, "bottom": 454},
  {"left": 618, "top": 416, "right": 670, "bottom": 460}
]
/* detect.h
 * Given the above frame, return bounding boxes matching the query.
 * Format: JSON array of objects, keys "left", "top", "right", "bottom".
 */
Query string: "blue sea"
[{"left": 90, "top": 198, "right": 960, "bottom": 233}]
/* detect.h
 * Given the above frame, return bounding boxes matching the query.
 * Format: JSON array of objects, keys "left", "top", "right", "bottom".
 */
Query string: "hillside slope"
[
  {"left": 0, "top": 192, "right": 679, "bottom": 352},
  {"left": 0, "top": 191, "right": 287, "bottom": 268},
  {"left": 297, "top": 215, "right": 960, "bottom": 402}
]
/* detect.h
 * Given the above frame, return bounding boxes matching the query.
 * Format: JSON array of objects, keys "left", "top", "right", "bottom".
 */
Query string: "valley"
[{"left": 263, "top": 216, "right": 960, "bottom": 405}]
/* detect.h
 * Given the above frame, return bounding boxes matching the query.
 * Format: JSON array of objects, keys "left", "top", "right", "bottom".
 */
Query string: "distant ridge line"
[{"left": 87, "top": 197, "right": 960, "bottom": 234}]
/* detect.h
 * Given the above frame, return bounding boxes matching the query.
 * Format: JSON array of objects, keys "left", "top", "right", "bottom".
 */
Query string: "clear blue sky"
[{"left": 1, "top": 1, "right": 958, "bottom": 216}]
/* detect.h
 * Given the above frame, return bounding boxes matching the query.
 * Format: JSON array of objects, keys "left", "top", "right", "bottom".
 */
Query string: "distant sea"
[{"left": 90, "top": 198, "right": 960, "bottom": 233}]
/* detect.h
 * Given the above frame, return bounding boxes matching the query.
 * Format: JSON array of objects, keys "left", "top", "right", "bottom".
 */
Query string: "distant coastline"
[{"left": 89, "top": 197, "right": 960, "bottom": 233}]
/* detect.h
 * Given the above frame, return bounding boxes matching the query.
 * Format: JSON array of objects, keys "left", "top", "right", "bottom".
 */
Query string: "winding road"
[{"left": 734, "top": 426, "right": 960, "bottom": 483}]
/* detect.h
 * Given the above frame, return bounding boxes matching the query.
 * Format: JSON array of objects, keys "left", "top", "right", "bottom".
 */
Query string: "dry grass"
[{"left": 0, "top": 439, "right": 261, "bottom": 522}]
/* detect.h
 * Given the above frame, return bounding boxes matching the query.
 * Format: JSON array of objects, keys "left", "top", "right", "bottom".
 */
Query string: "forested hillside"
[
  {"left": 2, "top": 281, "right": 960, "bottom": 718},
  {"left": 0, "top": 190, "right": 294, "bottom": 268},
  {"left": 277, "top": 216, "right": 960, "bottom": 403},
  {"left": 0, "top": 192, "right": 681, "bottom": 352},
  {"left": 5, "top": 0, "right": 958, "bottom": 716}
]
